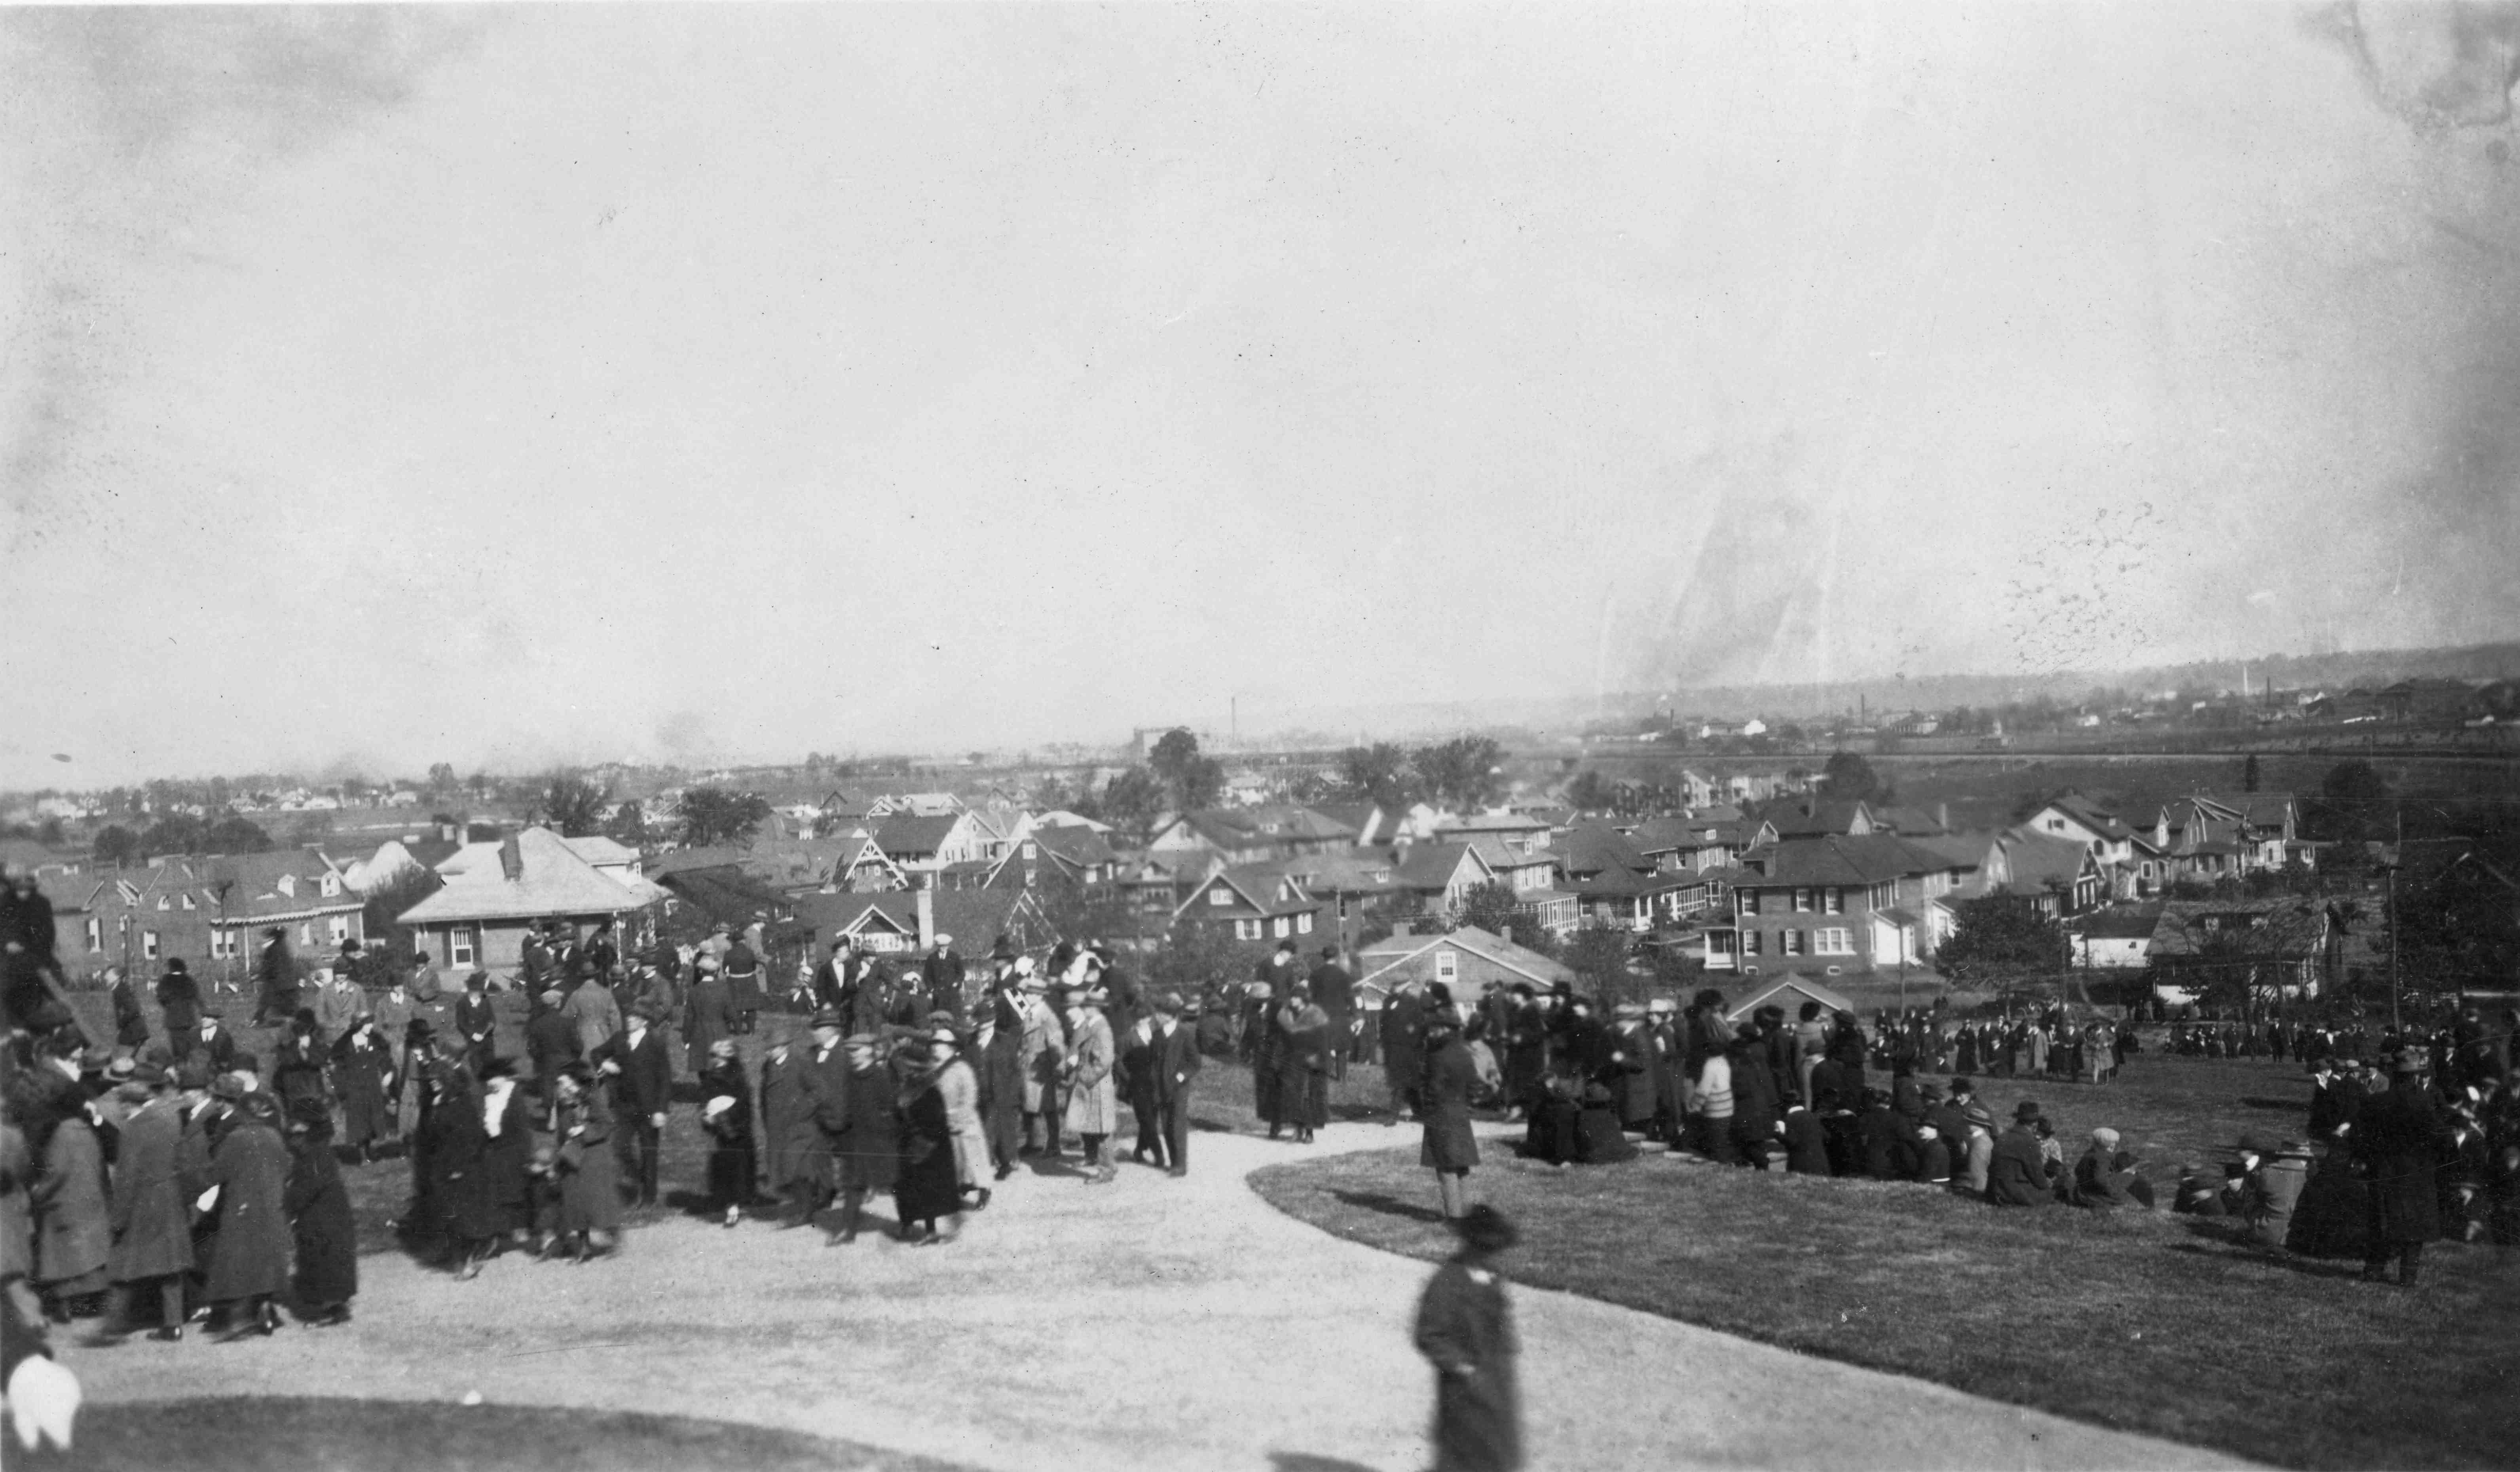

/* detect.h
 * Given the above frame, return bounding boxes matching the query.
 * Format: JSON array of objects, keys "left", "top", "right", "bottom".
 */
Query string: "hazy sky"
[{"left": 5, "top": 3, "right": 2518, "bottom": 787}]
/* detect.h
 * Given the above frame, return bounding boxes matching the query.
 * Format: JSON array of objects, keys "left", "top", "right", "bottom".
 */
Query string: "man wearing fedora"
[
  {"left": 1149, "top": 993, "right": 1201, "bottom": 1176},
  {"left": 592, "top": 1000, "right": 673, "bottom": 1208},
  {"left": 1986, "top": 1100, "right": 2056, "bottom": 1206}
]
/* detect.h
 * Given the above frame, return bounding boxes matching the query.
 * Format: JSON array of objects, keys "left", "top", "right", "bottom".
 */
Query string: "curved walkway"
[{"left": 63, "top": 1121, "right": 2252, "bottom": 1471}]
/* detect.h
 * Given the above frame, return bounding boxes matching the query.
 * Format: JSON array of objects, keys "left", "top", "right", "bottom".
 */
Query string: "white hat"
[
  {"left": 702, "top": 1096, "right": 735, "bottom": 1121},
  {"left": 1013, "top": 956, "right": 1036, "bottom": 977},
  {"left": 933, "top": 933, "right": 954, "bottom": 947}
]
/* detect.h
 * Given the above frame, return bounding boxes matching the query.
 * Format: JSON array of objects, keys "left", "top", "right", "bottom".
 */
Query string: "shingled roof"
[{"left": 399, "top": 827, "right": 655, "bottom": 924}]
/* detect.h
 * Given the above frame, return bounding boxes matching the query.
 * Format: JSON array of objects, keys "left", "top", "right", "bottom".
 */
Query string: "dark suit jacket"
[
  {"left": 1986, "top": 1125, "right": 2053, "bottom": 1206},
  {"left": 1153, "top": 1023, "right": 1202, "bottom": 1103},
  {"left": 594, "top": 1026, "right": 673, "bottom": 1117}
]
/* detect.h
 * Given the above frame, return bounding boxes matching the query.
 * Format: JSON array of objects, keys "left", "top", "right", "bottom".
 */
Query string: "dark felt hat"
[
  {"left": 2012, "top": 1100, "right": 2044, "bottom": 1122},
  {"left": 1451, "top": 1204, "right": 1518, "bottom": 1254},
  {"left": 810, "top": 1008, "right": 847, "bottom": 1030}
]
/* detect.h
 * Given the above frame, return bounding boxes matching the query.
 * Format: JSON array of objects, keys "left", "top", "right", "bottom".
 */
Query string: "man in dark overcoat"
[
  {"left": 2353, "top": 1053, "right": 2443, "bottom": 1284},
  {"left": 1308, "top": 946, "right": 1355, "bottom": 1079},
  {"left": 827, "top": 1032, "right": 899, "bottom": 1244},
  {"left": 1150, "top": 994, "right": 1201, "bottom": 1176},
  {"left": 1381, "top": 980, "right": 1427, "bottom": 1122},
  {"left": 592, "top": 1002, "right": 673, "bottom": 1207},
  {"left": 253, "top": 928, "right": 297, "bottom": 1028}
]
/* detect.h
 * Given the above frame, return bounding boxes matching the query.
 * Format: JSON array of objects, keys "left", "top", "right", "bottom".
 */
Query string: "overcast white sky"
[{"left": 4, "top": 3, "right": 2517, "bottom": 787}]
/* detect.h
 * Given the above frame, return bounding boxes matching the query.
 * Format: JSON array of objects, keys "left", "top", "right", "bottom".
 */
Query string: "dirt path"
[{"left": 62, "top": 1121, "right": 2251, "bottom": 1470}]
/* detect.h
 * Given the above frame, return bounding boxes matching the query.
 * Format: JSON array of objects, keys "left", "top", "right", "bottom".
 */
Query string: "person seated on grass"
[
  {"left": 1780, "top": 1100, "right": 1829, "bottom": 1175},
  {"left": 2172, "top": 1160, "right": 2231, "bottom": 1216},
  {"left": 1913, "top": 1121, "right": 1951, "bottom": 1186},
  {"left": 1522, "top": 1072, "right": 1582, "bottom": 1168},
  {"left": 2235, "top": 1137, "right": 2309, "bottom": 1247},
  {"left": 1856, "top": 1089, "right": 1918, "bottom": 1181},
  {"left": 2070, "top": 1128, "right": 2143, "bottom": 1210},
  {"left": 1986, "top": 1100, "right": 2055, "bottom": 1207},
  {"left": 1573, "top": 1080, "right": 1635, "bottom": 1165}
]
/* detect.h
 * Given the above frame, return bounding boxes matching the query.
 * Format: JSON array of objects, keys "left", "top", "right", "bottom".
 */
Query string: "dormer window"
[
  {"left": 320, "top": 874, "right": 340, "bottom": 897},
  {"left": 277, "top": 874, "right": 296, "bottom": 897},
  {"left": 180, "top": 893, "right": 195, "bottom": 910}
]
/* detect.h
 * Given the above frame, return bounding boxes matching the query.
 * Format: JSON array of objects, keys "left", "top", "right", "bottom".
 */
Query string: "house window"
[
  {"left": 156, "top": 896, "right": 171, "bottom": 911},
  {"left": 1271, "top": 915, "right": 1292, "bottom": 939},
  {"left": 328, "top": 915, "right": 351, "bottom": 944},
  {"left": 84, "top": 917, "right": 101, "bottom": 952},
  {"left": 1782, "top": 929, "right": 1805, "bottom": 956},
  {"left": 142, "top": 929, "right": 160, "bottom": 960},
  {"left": 1824, "top": 888, "right": 1843, "bottom": 915},
  {"left": 321, "top": 874, "right": 340, "bottom": 897},
  {"left": 1740, "top": 890, "right": 1761, "bottom": 916},
  {"left": 1743, "top": 930, "right": 1763, "bottom": 955},
  {"left": 1296, "top": 911, "right": 1314, "bottom": 935},
  {"left": 1436, "top": 950, "right": 1457, "bottom": 981},
  {"left": 1792, "top": 889, "right": 1812, "bottom": 913},
  {"left": 450, "top": 926, "right": 476, "bottom": 967},
  {"left": 211, "top": 929, "right": 236, "bottom": 960},
  {"left": 298, "top": 924, "right": 313, "bottom": 947},
  {"left": 1207, "top": 888, "right": 1232, "bottom": 907},
  {"left": 180, "top": 893, "right": 196, "bottom": 911},
  {"left": 1234, "top": 918, "right": 1262, "bottom": 941},
  {"left": 1816, "top": 928, "right": 1853, "bottom": 955}
]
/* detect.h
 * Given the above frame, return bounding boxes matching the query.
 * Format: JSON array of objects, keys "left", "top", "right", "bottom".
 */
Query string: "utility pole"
[{"left": 2387, "top": 804, "right": 2402, "bottom": 1033}]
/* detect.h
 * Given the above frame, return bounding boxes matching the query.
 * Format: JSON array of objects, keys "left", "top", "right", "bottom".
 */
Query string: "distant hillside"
[{"left": 1657, "top": 642, "right": 2520, "bottom": 722}]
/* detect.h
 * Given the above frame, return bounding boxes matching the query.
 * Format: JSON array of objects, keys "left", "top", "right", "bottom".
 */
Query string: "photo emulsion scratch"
[{"left": 0, "top": 5, "right": 2516, "bottom": 1472}]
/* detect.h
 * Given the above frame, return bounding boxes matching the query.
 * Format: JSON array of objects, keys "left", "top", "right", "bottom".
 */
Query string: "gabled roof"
[
  {"left": 2072, "top": 903, "right": 2164, "bottom": 940},
  {"left": 1030, "top": 809, "right": 1112, "bottom": 834},
  {"left": 873, "top": 812, "right": 968, "bottom": 857},
  {"left": 1027, "top": 823, "right": 1117, "bottom": 869},
  {"left": 1769, "top": 797, "right": 1875, "bottom": 838},
  {"left": 1909, "top": 831, "right": 2000, "bottom": 870},
  {"left": 203, "top": 849, "right": 364, "bottom": 921},
  {"left": 2001, "top": 832, "right": 2099, "bottom": 893},
  {"left": 398, "top": 827, "right": 657, "bottom": 924},
  {"left": 1435, "top": 810, "right": 1552, "bottom": 838},
  {"left": 1391, "top": 841, "right": 1491, "bottom": 892},
  {"left": 1307, "top": 803, "right": 1386, "bottom": 844},
  {"left": 1552, "top": 822, "right": 1650, "bottom": 878},
  {"left": 2038, "top": 791, "right": 2137, "bottom": 843},
  {"left": 1174, "top": 863, "right": 1318, "bottom": 919},
  {"left": 2146, "top": 899, "right": 2326, "bottom": 958},
  {"left": 1736, "top": 834, "right": 1955, "bottom": 887},
  {"left": 559, "top": 835, "right": 640, "bottom": 867},
  {"left": 794, "top": 886, "right": 1049, "bottom": 951},
  {"left": 1355, "top": 924, "right": 1575, "bottom": 988},
  {"left": 1722, "top": 974, "right": 1856, "bottom": 1024}
]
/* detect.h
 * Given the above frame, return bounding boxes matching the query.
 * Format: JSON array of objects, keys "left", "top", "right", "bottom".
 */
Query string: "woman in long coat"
[
  {"left": 698, "top": 1040, "right": 757, "bottom": 1226},
  {"left": 30, "top": 1081, "right": 112, "bottom": 1319},
  {"left": 684, "top": 963, "right": 734, "bottom": 1076},
  {"left": 547, "top": 1065, "right": 621, "bottom": 1259},
  {"left": 107, "top": 966, "right": 149, "bottom": 1049},
  {"left": 1421, "top": 1015, "right": 1481, "bottom": 1220},
  {"left": 891, "top": 1045, "right": 964, "bottom": 1243},
  {"left": 1273, "top": 986, "right": 1332, "bottom": 1143},
  {"left": 202, "top": 1093, "right": 292, "bottom": 1338},
  {"left": 106, "top": 1077, "right": 192, "bottom": 1338},
  {"left": 1063, "top": 990, "right": 1119, "bottom": 1184},
  {"left": 283, "top": 1102, "right": 356, "bottom": 1325},
  {"left": 1412, "top": 1206, "right": 1522, "bottom": 1472},
  {"left": 933, "top": 1029, "right": 988, "bottom": 1203},
  {"left": 330, "top": 1018, "right": 395, "bottom": 1161},
  {"left": 470, "top": 1062, "right": 535, "bottom": 1267}
]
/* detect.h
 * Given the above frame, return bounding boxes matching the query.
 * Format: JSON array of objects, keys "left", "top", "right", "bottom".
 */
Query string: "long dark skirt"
[{"left": 707, "top": 1136, "right": 757, "bottom": 1209}]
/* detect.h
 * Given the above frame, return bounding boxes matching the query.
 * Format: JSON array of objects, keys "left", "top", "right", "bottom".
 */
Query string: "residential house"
[
  {"left": 1146, "top": 805, "right": 1359, "bottom": 864},
  {"left": 1551, "top": 823, "right": 1711, "bottom": 932},
  {"left": 794, "top": 884, "right": 1051, "bottom": 960},
  {"left": 1389, "top": 842, "right": 1495, "bottom": 922},
  {"left": 399, "top": 827, "right": 659, "bottom": 978},
  {"left": 2000, "top": 832, "right": 2109, "bottom": 917},
  {"left": 1768, "top": 798, "right": 1880, "bottom": 839},
  {"left": 2070, "top": 903, "right": 2163, "bottom": 969},
  {"left": 1356, "top": 922, "right": 1575, "bottom": 997},
  {"left": 1263, "top": 849, "right": 1404, "bottom": 953},
  {"left": 1434, "top": 810, "right": 1557, "bottom": 857},
  {"left": 1171, "top": 863, "right": 1329, "bottom": 946},
  {"left": 342, "top": 821, "right": 467, "bottom": 895},
  {"left": 1465, "top": 837, "right": 1579, "bottom": 938},
  {"left": 2144, "top": 898, "right": 2332, "bottom": 1007},
  {"left": 986, "top": 822, "right": 1120, "bottom": 895},
  {"left": 1716, "top": 834, "right": 1962, "bottom": 977},
  {"left": 2377, "top": 677, "right": 2478, "bottom": 725},
  {"left": 871, "top": 811, "right": 989, "bottom": 878}
]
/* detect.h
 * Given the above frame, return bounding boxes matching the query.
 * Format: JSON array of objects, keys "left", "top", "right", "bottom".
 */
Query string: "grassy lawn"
[
  {"left": 1249, "top": 1053, "right": 2520, "bottom": 1472},
  {"left": 19, "top": 1396, "right": 972, "bottom": 1472}
]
